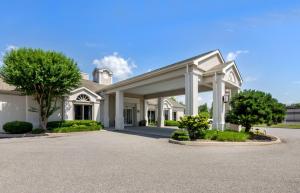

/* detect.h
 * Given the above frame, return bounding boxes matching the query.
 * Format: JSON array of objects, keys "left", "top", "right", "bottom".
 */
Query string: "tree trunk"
[{"left": 245, "top": 125, "right": 251, "bottom": 133}]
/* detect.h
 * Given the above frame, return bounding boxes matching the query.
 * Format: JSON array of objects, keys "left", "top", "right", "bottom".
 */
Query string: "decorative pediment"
[
  {"left": 68, "top": 87, "right": 102, "bottom": 102},
  {"left": 224, "top": 64, "right": 242, "bottom": 87}
]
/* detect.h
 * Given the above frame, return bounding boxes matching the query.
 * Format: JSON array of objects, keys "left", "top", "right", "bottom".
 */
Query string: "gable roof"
[
  {"left": 79, "top": 79, "right": 107, "bottom": 92},
  {"left": 0, "top": 77, "right": 107, "bottom": 95},
  {"left": 98, "top": 50, "right": 220, "bottom": 93},
  {"left": 166, "top": 98, "right": 185, "bottom": 108}
]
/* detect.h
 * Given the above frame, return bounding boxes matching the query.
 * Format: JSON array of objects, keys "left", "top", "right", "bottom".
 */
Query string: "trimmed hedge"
[
  {"left": 204, "top": 130, "right": 250, "bottom": 142},
  {"left": 52, "top": 124, "right": 101, "bottom": 133},
  {"left": 171, "top": 129, "right": 190, "bottom": 141},
  {"left": 164, "top": 120, "right": 179, "bottom": 127},
  {"left": 47, "top": 120, "right": 103, "bottom": 129},
  {"left": 47, "top": 120, "right": 103, "bottom": 133},
  {"left": 3, "top": 121, "right": 33, "bottom": 134}
]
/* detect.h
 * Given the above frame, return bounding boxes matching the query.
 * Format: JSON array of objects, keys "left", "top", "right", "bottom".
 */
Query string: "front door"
[{"left": 124, "top": 108, "right": 133, "bottom": 126}]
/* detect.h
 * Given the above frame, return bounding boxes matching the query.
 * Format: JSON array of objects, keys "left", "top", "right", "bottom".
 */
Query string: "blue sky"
[{"left": 1, "top": 0, "right": 300, "bottom": 105}]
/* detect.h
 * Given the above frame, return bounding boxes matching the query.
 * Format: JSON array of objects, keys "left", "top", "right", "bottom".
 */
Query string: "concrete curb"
[
  {"left": 0, "top": 133, "right": 48, "bottom": 138},
  {"left": 169, "top": 136, "right": 281, "bottom": 146}
]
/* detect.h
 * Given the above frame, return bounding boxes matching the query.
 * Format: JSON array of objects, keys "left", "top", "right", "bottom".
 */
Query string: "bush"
[
  {"left": 204, "top": 130, "right": 250, "bottom": 142},
  {"left": 3, "top": 121, "right": 33, "bottom": 134},
  {"left": 178, "top": 112, "right": 209, "bottom": 140},
  {"left": 139, "top": 120, "right": 147, "bottom": 126},
  {"left": 171, "top": 129, "right": 190, "bottom": 141},
  {"left": 47, "top": 120, "right": 103, "bottom": 133},
  {"left": 52, "top": 124, "right": 101, "bottom": 133},
  {"left": 31, "top": 128, "right": 46, "bottom": 134},
  {"left": 164, "top": 120, "right": 179, "bottom": 126},
  {"left": 47, "top": 120, "right": 103, "bottom": 129}
]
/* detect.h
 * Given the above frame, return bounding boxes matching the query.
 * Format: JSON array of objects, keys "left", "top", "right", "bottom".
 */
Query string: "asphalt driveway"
[{"left": 0, "top": 128, "right": 299, "bottom": 193}]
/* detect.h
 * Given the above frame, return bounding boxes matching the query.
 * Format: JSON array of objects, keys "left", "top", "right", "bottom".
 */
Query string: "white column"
[
  {"left": 157, "top": 97, "right": 164, "bottom": 127},
  {"left": 144, "top": 99, "right": 148, "bottom": 126},
  {"left": 103, "top": 94, "right": 110, "bottom": 128},
  {"left": 115, "top": 91, "right": 124, "bottom": 130},
  {"left": 169, "top": 108, "right": 172, "bottom": 120},
  {"left": 185, "top": 68, "right": 199, "bottom": 116},
  {"left": 212, "top": 74, "right": 225, "bottom": 131}
]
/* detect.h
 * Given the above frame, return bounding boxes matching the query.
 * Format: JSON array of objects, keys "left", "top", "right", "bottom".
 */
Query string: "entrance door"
[{"left": 124, "top": 108, "right": 133, "bottom": 126}]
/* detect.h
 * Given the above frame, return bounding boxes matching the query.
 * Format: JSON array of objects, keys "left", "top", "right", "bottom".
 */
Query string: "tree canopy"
[
  {"left": 226, "top": 90, "right": 286, "bottom": 132},
  {"left": 0, "top": 48, "right": 81, "bottom": 129},
  {"left": 198, "top": 103, "right": 209, "bottom": 114}
]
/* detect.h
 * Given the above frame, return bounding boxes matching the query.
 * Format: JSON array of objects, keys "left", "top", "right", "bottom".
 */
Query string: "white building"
[{"left": 0, "top": 50, "right": 242, "bottom": 131}]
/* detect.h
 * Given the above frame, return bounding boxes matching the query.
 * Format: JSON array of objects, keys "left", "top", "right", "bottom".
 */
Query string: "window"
[
  {"left": 164, "top": 110, "right": 169, "bottom": 120},
  {"left": 74, "top": 94, "right": 92, "bottom": 120},
  {"left": 76, "top": 94, "right": 90, "bottom": 102},
  {"left": 74, "top": 105, "right": 92, "bottom": 120},
  {"left": 173, "top": 112, "right": 177, "bottom": 121}
]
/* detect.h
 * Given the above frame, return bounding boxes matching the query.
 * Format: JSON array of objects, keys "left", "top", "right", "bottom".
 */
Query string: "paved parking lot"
[{"left": 0, "top": 128, "right": 299, "bottom": 193}]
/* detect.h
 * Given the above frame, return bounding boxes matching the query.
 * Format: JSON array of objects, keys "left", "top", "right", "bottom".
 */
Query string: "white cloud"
[
  {"left": 5, "top": 45, "right": 18, "bottom": 51},
  {"left": 92, "top": 52, "right": 136, "bottom": 81},
  {"left": 244, "top": 76, "right": 258, "bottom": 83},
  {"left": 226, "top": 50, "right": 249, "bottom": 61}
]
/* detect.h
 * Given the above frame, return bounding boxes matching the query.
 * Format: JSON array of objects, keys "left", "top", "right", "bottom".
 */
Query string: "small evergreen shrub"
[
  {"left": 164, "top": 120, "right": 179, "bottom": 126},
  {"left": 171, "top": 129, "right": 190, "bottom": 141},
  {"left": 3, "top": 121, "right": 33, "bottom": 134}
]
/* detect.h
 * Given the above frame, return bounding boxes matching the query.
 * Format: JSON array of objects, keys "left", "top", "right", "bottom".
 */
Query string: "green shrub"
[
  {"left": 204, "top": 130, "right": 250, "bottom": 142},
  {"left": 171, "top": 129, "right": 190, "bottom": 141},
  {"left": 47, "top": 120, "right": 103, "bottom": 129},
  {"left": 178, "top": 112, "right": 209, "bottom": 140},
  {"left": 164, "top": 120, "right": 179, "bottom": 126},
  {"left": 52, "top": 124, "right": 101, "bottom": 133},
  {"left": 31, "top": 128, "right": 46, "bottom": 134},
  {"left": 3, "top": 121, "right": 33, "bottom": 134},
  {"left": 139, "top": 120, "right": 147, "bottom": 126}
]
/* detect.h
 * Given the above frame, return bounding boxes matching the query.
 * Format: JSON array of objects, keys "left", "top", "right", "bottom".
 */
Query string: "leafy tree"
[
  {"left": 178, "top": 112, "right": 209, "bottom": 140},
  {"left": 226, "top": 90, "right": 286, "bottom": 132},
  {"left": 198, "top": 103, "right": 209, "bottom": 113},
  {"left": 286, "top": 103, "right": 300, "bottom": 108},
  {"left": 0, "top": 48, "right": 81, "bottom": 130}
]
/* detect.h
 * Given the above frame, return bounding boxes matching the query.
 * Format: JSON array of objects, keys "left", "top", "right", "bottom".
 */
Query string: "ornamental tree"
[
  {"left": 226, "top": 90, "right": 286, "bottom": 132},
  {"left": 0, "top": 48, "right": 81, "bottom": 130}
]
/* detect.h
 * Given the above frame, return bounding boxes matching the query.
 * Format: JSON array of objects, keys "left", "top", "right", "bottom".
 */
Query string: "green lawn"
[{"left": 255, "top": 123, "right": 300, "bottom": 129}]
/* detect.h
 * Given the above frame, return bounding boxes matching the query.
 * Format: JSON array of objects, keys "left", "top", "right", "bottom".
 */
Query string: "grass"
[
  {"left": 203, "top": 130, "right": 250, "bottom": 142},
  {"left": 255, "top": 123, "right": 300, "bottom": 129},
  {"left": 164, "top": 120, "right": 179, "bottom": 127}
]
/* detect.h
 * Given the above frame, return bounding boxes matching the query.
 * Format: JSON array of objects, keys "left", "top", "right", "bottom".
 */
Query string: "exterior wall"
[
  {"left": 286, "top": 108, "right": 300, "bottom": 122},
  {"left": 0, "top": 94, "right": 62, "bottom": 131},
  {"left": 146, "top": 100, "right": 184, "bottom": 122},
  {"left": 198, "top": 55, "right": 222, "bottom": 71},
  {"left": 0, "top": 94, "right": 27, "bottom": 131}
]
